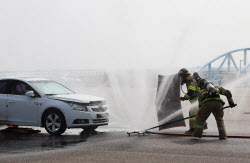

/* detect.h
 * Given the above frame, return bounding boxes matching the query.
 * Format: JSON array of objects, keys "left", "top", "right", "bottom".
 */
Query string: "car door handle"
[{"left": 8, "top": 100, "right": 16, "bottom": 104}]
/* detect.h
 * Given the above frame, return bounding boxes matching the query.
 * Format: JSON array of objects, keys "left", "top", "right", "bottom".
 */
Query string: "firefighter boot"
[
  {"left": 194, "top": 127, "right": 203, "bottom": 138},
  {"left": 219, "top": 129, "right": 227, "bottom": 140},
  {"left": 186, "top": 117, "right": 196, "bottom": 134},
  {"left": 193, "top": 133, "right": 202, "bottom": 138},
  {"left": 185, "top": 128, "right": 195, "bottom": 134}
]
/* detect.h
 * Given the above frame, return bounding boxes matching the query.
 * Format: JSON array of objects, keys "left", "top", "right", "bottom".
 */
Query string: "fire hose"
[{"left": 127, "top": 104, "right": 237, "bottom": 136}]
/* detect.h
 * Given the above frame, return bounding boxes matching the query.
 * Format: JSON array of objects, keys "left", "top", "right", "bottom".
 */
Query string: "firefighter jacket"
[
  {"left": 198, "top": 86, "right": 234, "bottom": 108},
  {"left": 184, "top": 75, "right": 200, "bottom": 103}
]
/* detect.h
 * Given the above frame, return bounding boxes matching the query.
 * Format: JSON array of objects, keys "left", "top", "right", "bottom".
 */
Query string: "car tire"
[{"left": 44, "top": 109, "right": 67, "bottom": 136}]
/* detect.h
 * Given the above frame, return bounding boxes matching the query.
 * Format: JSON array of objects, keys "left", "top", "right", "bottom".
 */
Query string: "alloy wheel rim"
[{"left": 46, "top": 114, "right": 61, "bottom": 133}]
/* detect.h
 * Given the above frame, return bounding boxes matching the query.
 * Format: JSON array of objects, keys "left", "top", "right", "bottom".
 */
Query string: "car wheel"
[{"left": 44, "top": 110, "right": 66, "bottom": 135}]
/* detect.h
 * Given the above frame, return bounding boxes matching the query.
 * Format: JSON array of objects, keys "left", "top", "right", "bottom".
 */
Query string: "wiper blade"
[{"left": 45, "top": 94, "right": 57, "bottom": 96}]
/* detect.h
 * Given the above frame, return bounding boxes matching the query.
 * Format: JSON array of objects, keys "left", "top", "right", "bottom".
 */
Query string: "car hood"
[{"left": 47, "top": 94, "right": 105, "bottom": 103}]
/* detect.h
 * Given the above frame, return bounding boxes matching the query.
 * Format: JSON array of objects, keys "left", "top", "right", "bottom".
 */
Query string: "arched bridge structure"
[{"left": 195, "top": 48, "right": 250, "bottom": 82}]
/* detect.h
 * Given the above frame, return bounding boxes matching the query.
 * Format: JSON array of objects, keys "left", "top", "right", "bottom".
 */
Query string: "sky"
[{"left": 0, "top": 0, "right": 250, "bottom": 71}]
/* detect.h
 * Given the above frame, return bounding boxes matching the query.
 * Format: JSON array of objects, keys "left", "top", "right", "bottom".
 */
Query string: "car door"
[
  {"left": 0, "top": 80, "right": 9, "bottom": 124},
  {"left": 6, "top": 80, "right": 39, "bottom": 126}
]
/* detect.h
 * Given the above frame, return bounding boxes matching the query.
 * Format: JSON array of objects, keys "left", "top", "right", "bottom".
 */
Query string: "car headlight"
[{"left": 68, "top": 103, "right": 89, "bottom": 112}]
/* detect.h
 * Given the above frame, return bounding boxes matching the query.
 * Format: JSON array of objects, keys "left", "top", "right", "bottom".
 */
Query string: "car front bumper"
[{"left": 66, "top": 109, "right": 109, "bottom": 128}]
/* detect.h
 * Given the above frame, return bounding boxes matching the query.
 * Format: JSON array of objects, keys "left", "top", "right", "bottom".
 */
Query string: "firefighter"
[
  {"left": 194, "top": 78, "right": 236, "bottom": 139},
  {"left": 178, "top": 68, "right": 207, "bottom": 134}
]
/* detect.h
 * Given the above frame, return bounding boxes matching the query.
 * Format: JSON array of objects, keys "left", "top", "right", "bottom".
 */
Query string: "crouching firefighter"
[
  {"left": 178, "top": 68, "right": 207, "bottom": 134},
  {"left": 193, "top": 74, "right": 236, "bottom": 139}
]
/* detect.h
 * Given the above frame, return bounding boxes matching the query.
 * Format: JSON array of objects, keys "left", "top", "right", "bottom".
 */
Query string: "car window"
[
  {"left": 0, "top": 81, "right": 8, "bottom": 94},
  {"left": 30, "top": 81, "right": 74, "bottom": 95},
  {"left": 11, "top": 81, "right": 34, "bottom": 96}
]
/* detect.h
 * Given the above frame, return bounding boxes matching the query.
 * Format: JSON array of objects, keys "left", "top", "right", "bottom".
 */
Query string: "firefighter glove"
[{"left": 229, "top": 102, "right": 236, "bottom": 108}]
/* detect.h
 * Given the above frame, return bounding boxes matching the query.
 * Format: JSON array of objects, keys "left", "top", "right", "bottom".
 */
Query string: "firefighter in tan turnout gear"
[
  {"left": 178, "top": 68, "right": 207, "bottom": 134},
  {"left": 193, "top": 74, "right": 236, "bottom": 139}
]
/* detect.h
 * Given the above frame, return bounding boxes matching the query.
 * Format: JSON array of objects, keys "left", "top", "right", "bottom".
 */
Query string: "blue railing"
[{"left": 195, "top": 48, "right": 250, "bottom": 82}]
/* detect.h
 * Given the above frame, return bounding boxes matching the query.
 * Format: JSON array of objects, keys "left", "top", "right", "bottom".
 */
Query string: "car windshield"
[{"left": 30, "top": 81, "right": 74, "bottom": 95}]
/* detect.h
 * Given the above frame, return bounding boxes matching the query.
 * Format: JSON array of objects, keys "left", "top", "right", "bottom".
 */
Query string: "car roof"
[{"left": 0, "top": 77, "right": 51, "bottom": 82}]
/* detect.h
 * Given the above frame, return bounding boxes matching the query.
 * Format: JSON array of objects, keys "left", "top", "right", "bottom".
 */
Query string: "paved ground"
[{"left": 0, "top": 121, "right": 250, "bottom": 163}]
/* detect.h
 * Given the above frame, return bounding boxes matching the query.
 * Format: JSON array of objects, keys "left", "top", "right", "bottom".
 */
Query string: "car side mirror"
[{"left": 25, "top": 91, "right": 35, "bottom": 97}]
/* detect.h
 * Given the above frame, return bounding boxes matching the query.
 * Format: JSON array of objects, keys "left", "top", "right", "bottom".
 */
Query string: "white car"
[{"left": 0, "top": 77, "right": 109, "bottom": 135}]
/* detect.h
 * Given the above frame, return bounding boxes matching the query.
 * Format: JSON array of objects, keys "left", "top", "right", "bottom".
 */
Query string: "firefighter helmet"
[
  {"left": 193, "top": 72, "right": 201, "bottom": 83},
  {"left": 178, "top": 68, "right": 190, "bottom": 77}
]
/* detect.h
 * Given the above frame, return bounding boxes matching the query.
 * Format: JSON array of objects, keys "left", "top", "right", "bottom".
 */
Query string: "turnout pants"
[
  {"left": 189, "top": 104, "right": 207, "bottom": 129},
  {"left": 194, "top": 101, "right": 226, "bottom": 138}
]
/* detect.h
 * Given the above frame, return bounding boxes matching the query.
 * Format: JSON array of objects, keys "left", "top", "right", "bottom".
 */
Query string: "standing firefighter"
[
  {"left": 178, "top": 68, "right": 207, "bottom": 134},
  {"left": 194, "top": 76, "right": 236, "bottom": 139}
]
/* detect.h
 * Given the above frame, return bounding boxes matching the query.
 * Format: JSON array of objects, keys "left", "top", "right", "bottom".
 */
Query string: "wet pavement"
[
  {"left": 0, "top": 129, "right": 250, "bottom": 163},
  {"left": 0, "top": 119, "right": 250, "bottom": 162},
  {"left": 0, "top": 118, "right": 250, "bottom": 156},
  {"left": 0, "top": 126, "right": 96, "bottom": 156}
]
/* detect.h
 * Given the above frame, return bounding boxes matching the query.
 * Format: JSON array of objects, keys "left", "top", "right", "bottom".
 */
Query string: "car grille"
[
  {"left": 92, "top": 107, "right": 107, "bottom": 112},
  {"left": 89, "top": 101, "right": 106, "bottom": 106},
  {"left": 93, "top": 119, "right": 109, "bottom": 123}
]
